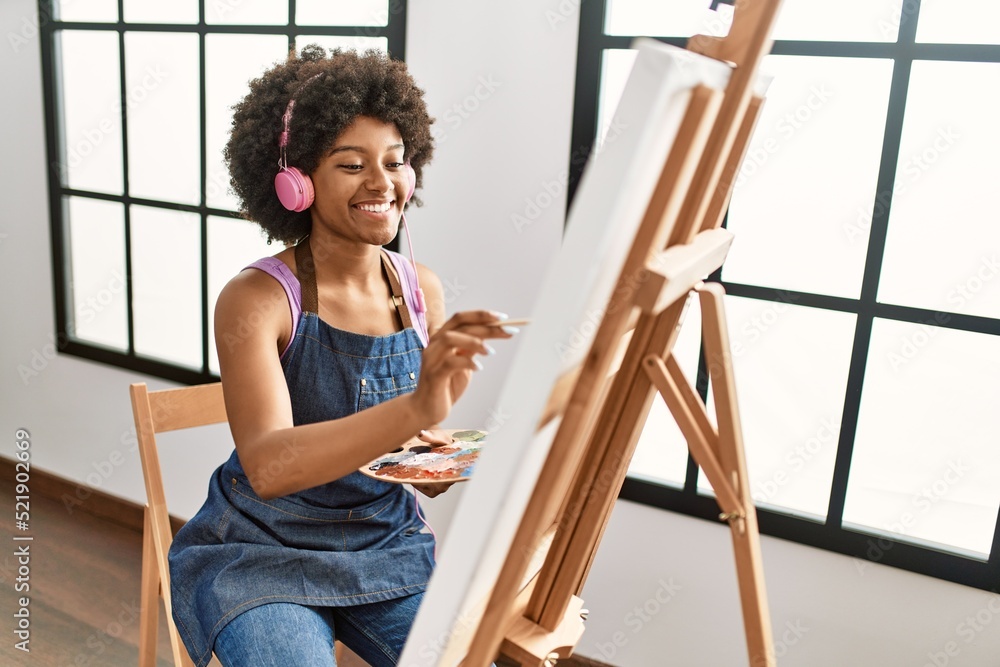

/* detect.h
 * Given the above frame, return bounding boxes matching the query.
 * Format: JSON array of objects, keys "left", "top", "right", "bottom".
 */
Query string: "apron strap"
[
  {"left": 380, "top": 250, "right": 415, "bottom": 331},
  {"left": 293, "top": 238, "right": 413, "bottom": 331},
  {"left": 294, "top": 239, "right": 319, "bottom": 314}
]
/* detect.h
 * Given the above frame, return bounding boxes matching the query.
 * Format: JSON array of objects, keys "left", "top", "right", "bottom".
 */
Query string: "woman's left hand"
[{"left": 416, "top": 428, "right": 453, "bottom": 446}]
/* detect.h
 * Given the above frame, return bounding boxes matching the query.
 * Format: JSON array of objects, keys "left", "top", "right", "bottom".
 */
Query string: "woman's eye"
[
  {"left": 340, "top": 164, "right": 363, "bottom": 171},
  {"left": 388, "top": 162, "right": 404, "bottom": 168}
]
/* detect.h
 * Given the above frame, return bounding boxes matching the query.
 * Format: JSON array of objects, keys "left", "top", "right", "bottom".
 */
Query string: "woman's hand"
[
  {"left": 417, "top": 428, "right": 453, "bottom": 446},
  {"left": 412, "top": 481, "right": 456, "bottom": 498},
  {"left": 409, "top": 310, "right": 516, "bottom": 427}
]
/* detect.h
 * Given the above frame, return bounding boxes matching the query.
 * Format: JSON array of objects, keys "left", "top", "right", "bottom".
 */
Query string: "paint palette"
[{"left": 359, "top": 429, "right": 488, "bottom": 484}]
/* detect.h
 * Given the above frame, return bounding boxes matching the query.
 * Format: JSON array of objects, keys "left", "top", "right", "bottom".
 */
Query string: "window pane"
[
  {"left": 59, "top": 30, "right": 123, "bottom": 195},
  {"left": 296, "top": 0, "right": 388, "bottom": 27},
  {"left": 206, "top": 0, "right": 288, "bottom": 25},
  {"left": 297, "top": 35, "right": 388, "bottom": 54},
  {"left": 205, "top": 34, "right": 289, "bottom": 211},
  {"left": 65, "top": 197, "right": 127, "bottom": 350},
  {"left": 878, "top": 61, "right": 1000, "bottom": 320},
  {"left": 207, "top": 216, "right": 276, "bottom": 374},
  {"left": 597, "top": 49, "right": 636, "bottom": 149},
  {"left": 130, "top": 206, "right": 202, "bottom": 368},
  {"left": 843, "top": 319, "right": 1000, "bottom": 557},
  {"left": 57, "top": 0, "right": 117, "bottom": 22},
  {"left": 125, "top": 32, "right": 200, "bottom": 206},
  {"left": 629, "top": 293, "right": 703, "bottom": 488},
  {"left": 122, "top": 0, "right": 197, "bottom": 24},
  {"left": 917, "top": 0, "right": 1000, "bottom": 45},
  {"left": 725, "top": 55, "right": 894, "bottom": 299},
  {"left": 697, "top": 297, "right": 855, "bottom": 519},
  {"left": 769, "top": 0, "right": 901, "bottom": 42},
  {"left": 605, "top": 0, "right": 733, "bottom": 38}
]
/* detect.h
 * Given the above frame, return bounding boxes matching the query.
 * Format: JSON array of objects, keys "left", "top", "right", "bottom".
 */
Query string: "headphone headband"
[{"left": 278, "top": 73, "right": 324, "bottom": 172}]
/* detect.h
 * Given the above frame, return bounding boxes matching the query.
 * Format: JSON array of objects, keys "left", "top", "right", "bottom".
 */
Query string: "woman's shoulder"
[
  {"left": 217, "top": 250, "right": 297, "bottom": 320},
  {"left": 246, "top": 247, "right": 298, "bottom": 282}
]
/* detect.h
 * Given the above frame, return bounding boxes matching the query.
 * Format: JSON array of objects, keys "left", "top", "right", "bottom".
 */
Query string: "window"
[
  {"left": 40, "top": 0, "right": 407, "bottom": 384},
  {"left": 572, "top": 0, "right": 1000, "bottom": 590}
]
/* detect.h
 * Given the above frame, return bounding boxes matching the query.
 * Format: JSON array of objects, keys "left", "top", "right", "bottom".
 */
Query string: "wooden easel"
[{"left": 459, "top": 1, "right": 786, "bottom": 665}]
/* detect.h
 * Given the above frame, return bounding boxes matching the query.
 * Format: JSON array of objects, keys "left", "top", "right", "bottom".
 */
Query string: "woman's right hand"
[{"left": 408, "top": 310, "right": 516, "bottom": 426}]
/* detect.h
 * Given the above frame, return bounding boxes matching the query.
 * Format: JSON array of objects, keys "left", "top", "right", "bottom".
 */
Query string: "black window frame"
[
  {"left": 568, "top": 0, "right": 1000, "bottom": 591},
  {"left": 39, "top": 0, "right": 407, "bottom": 386}
]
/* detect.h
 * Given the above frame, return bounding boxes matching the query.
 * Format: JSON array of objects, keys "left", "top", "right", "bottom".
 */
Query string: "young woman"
[{"left": 168, "top": 46, "right": 515, "bottom": 667}]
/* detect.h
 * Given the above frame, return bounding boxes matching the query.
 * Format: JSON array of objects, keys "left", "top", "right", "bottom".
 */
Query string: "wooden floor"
[{"left": 0, "top": 488, "right": 191, "bottom": 666}]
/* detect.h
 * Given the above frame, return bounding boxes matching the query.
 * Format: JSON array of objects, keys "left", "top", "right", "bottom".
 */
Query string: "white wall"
[{"left": 1, "top": 0, "right": 998, "bottom": 664}]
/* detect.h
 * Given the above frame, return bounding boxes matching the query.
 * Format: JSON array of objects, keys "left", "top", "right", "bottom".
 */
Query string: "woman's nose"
[{"left": 365, "top": 166, "right": 392, "bottom": 193}]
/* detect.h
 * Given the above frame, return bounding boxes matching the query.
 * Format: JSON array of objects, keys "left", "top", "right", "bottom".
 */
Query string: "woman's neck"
[{"left": 306, "top": 227, "right": 385, "bottom": 294}]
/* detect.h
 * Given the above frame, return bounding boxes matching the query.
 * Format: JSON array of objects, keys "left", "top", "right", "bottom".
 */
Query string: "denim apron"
[{"left": 168, "top": 239, "right": 435, "bottom": 667}]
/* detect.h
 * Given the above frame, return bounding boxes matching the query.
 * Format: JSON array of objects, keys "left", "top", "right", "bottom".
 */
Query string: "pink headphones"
[
  {"left": 274, "top": 122, "right": 416, "bottom": 213},
  {"left": 274, "top": 74, "right": 425, "bottom": 314}
]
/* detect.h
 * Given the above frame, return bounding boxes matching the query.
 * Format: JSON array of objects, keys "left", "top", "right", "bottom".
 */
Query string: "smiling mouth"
[{"left": 354, "top": 201, "right": 395, "bottom": 214}]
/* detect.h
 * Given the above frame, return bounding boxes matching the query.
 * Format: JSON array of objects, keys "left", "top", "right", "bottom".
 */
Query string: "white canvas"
[{"left": 399, "top": 38, "right": 733, "bottom": 667}]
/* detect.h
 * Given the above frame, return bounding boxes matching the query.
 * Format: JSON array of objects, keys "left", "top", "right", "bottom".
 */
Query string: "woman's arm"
[
  {"left": 215, "top": 269, "right": 431, "bottom": 499},
  {"left": 215, "top": 265, "right": 507, "bottom": 500}
]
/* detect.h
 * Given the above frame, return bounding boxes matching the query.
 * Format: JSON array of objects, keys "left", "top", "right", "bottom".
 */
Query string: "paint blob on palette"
[{"left": 359, "top": 429, "right": 488, "bottom": 484}]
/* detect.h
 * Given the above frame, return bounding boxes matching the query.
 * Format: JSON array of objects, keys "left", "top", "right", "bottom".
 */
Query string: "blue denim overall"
[{"left": 168, "top": 239, "right": 435, "bottom": 666}]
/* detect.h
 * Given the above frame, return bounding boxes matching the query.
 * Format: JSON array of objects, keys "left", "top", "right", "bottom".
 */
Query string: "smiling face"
[{"left": 308, "top": 115, "right": 409, "bottom": 247}]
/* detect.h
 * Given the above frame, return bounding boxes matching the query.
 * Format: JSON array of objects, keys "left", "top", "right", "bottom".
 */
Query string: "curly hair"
[{"left": 225, "top": 45, "right": 435, "bottom": 245}]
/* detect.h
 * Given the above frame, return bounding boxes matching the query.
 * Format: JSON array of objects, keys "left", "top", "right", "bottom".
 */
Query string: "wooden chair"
[
  {"left": 130, "top": 381, "right": 353, "bottom": 666},
  {"left": 130, "top": 381, "right": 228, "bottom": 667}
]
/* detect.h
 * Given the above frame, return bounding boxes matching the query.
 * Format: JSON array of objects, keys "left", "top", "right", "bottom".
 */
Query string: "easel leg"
[
  {"left": 639, "top": 284, "right": 774, "bottom": 666},
  {"left": 698, "top": 284, "right": 774, "bottom": 667}
]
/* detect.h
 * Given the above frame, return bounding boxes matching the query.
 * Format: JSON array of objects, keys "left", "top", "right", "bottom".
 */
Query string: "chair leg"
[
  {"left": 139, "top": 507, "right": 159, "bottom": 667},
  {"left": 175, "top": 641, "right": 198, "bottom": 667}
]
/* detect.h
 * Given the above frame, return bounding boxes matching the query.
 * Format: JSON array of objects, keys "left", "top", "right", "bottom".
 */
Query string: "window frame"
[
  {"left": 39, "top": 0, "right": 408, "bottom": 386},
  {"left": 569, "top": 0, "right": 1000, "bottom": 591}
]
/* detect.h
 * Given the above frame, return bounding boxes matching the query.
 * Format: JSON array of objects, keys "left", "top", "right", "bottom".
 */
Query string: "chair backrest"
[
  {"left": 131, "top": 381, "right": 228, "bottom": 517},
  {"left": 130, "top": 381, "right": 227, "bottom": 667}
]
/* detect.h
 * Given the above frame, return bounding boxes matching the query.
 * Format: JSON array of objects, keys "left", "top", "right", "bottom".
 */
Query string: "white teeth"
[{"left": 357, "top": 202, "right": 392, "bottom": 213}]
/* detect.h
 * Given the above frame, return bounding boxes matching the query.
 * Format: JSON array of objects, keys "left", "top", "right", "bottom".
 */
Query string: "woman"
[{"left": 168, "top": 46, "right": 515, "bottom": 667}]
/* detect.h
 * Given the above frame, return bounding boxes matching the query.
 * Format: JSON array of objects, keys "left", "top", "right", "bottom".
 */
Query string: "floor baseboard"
[{"left": 0, "top": 454, "right": 186, "bottom": 535}]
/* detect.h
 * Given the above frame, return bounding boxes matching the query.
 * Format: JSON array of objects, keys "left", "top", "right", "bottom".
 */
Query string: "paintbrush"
[{"left": 487, "top": 318, "right": 530, "bottom": 327}]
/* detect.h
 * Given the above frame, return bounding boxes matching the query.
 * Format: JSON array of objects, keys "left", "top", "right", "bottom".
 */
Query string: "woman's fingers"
[
  {"left": 425, "top": 330, "right": 494, "bottom": 360},
  {"left": 436, "top": 311, "right": 518, "bottom": 340},
  {"left": 417, "top": 429, "right": 453, "bottom": 446},
  {"left": 410, "top": 311, "right": 520, "bottom": 426}
]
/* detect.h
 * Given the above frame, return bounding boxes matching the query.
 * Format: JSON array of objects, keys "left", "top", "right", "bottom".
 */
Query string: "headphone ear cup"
[
  {"left": 275, "top": 166, "right": 315, "bottom": 212},
  {"left": 404, "top": 163, "right": 416, "bottom": 204}
]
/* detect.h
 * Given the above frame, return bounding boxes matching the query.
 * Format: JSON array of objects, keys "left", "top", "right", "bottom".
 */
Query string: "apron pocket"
[
  {"left": 226, "top": 476, "right": 405, "bottom": 550},
  {"left": 357, "top": 371, "right": 417, "bottom": 412}
]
